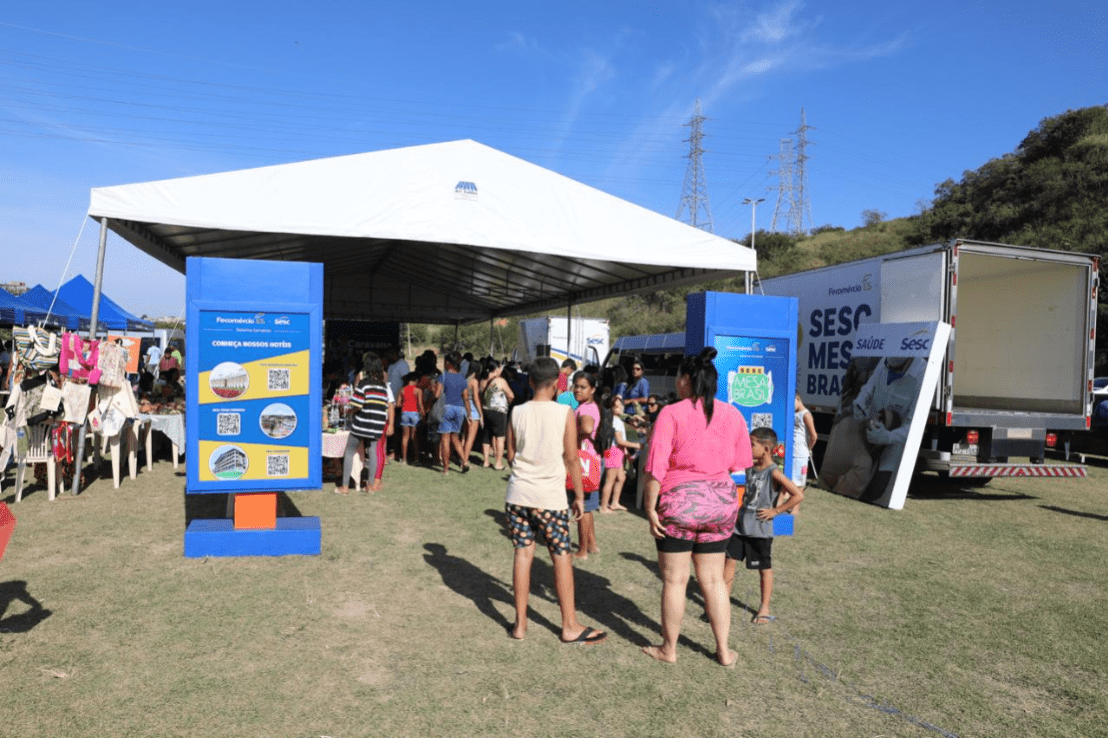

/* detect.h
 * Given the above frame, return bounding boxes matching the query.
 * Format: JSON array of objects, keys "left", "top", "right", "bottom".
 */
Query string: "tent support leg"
[
  {"left": 566, "top": 302, "right": 572, "bottom": 365},
  {"left": 71, "top": 217, "right": 107, "bottom": 496}
]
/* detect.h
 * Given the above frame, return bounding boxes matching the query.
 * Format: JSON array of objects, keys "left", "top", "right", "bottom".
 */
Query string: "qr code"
[
  {"left": 216, "top": 413, "right": 241, "bottom": 436},
  {"left": 267, "top": 454, "right": 290, "bottom": 477},
  {"left": 751, "top": 413, "right": 773, "bottom": 430},
  {"left": 267, "top": 368, "right": 290, "bottom": 392}
]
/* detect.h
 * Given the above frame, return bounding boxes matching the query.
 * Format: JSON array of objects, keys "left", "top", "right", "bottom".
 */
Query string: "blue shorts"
[
  {"left": 438, "top": 404, "right": 465, "bottom": 435},
  {"left": 468, "top": 400, "right": 481, "bottom": 422},
  {"left": 568, "top": 488, "right": 601, "bottom": 513},
  {"left": 400, "top": 411, "right": 420, "bottom": 428}
]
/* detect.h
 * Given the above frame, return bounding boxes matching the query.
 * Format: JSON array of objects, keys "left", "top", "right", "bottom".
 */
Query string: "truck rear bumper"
[{"left": 947, "top": 463, "right": 1086, "bottom": 478}]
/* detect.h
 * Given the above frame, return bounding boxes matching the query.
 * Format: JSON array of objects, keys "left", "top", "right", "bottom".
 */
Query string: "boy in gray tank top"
[{"left": 724, "top": 427, "right": 804, "bottom": 624}]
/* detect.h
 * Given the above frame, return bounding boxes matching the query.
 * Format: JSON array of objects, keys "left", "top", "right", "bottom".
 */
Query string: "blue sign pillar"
[
  {"left": 184, "top": 257, "right": 323, "bottom": 557},
  {"left": 686, "top": 292, "right": 799, "bottom": 478}
]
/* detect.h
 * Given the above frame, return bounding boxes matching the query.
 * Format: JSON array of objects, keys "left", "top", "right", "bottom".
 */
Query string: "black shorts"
[
  {"left": 655, "top": 535, "right": 729, "bottom": 555},
  {"left": 484, "top": 409, "right": 508, "bottom": 438},
  {"left": 726, "top": 534, "right": 772, "bottom": 570}
]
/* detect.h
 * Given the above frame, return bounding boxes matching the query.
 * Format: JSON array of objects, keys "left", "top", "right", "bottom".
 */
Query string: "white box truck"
[
  {"left": 759, "top": 239, "right": 1097, "bottom": 481},
  {"left": 517, "top": 316, "right": 610, "bottom": 368}
]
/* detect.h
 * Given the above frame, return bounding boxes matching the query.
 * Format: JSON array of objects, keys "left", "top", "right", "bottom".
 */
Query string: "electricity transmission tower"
[
  {"left": 768, "top": 137, "right": 795, "bottom": 233},
  {"left": 768, "top": 109, "right": 816, "bottom": 234},
  {"left": 787, "top": 108, "right": 815, "bottom": 235},
  {"left": 676, "top": 99, "right": 714, "bottom": 232}
]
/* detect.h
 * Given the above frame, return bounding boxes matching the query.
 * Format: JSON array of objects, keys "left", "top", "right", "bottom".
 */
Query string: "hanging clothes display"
[
  {"left": 59, "top": 332, "right": 101, "bottom": 385},
  {"left": 97, "top": 340, "right": 128, "bottom": 389}
]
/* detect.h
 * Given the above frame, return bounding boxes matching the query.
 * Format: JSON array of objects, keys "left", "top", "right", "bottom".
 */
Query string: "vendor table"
[{"left": 137, "top": 412, "right": 184, "bottom": 471}]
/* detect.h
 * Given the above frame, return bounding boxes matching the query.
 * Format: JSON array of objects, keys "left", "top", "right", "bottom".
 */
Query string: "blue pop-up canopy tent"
[
  {"left": 0, "top": 288, "right": 57, "bottom": 326},
  {"left": 19, "top": 285, "right": 88, "bottom": 331},
  {"left": 55, "top": 275, "right": 153, "bottom": 332},
  {"left": 0, "top": 288, "right": 26, "bottom": 325}
]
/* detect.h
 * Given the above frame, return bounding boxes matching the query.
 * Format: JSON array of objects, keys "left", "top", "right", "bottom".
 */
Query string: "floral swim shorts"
[{"left": 505, "top": 503, "right": 572, "bottom": 555}]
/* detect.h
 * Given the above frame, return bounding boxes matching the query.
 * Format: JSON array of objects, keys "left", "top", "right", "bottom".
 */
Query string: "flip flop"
[
  {"left": 751, "top": 614, "right": 776, "bottom": 625},
  {"left": 560, "top": 626, "right": 607, "bottom": 646},
  {"left": 507, "top": 623, "right": 525, "bottom": 641}
]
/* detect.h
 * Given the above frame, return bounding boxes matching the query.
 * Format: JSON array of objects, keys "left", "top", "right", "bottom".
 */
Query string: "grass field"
[{"left": 2, "top": 450, "right": 1106, "bottom": 737}]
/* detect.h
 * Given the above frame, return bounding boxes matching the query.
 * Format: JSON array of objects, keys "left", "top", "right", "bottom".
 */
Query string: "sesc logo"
[
  {"left": 899, "top": 337, "right": 930, "bottom": 352},
  {"left": 274, "top": 316, "right": 291, "bottom": 326}
]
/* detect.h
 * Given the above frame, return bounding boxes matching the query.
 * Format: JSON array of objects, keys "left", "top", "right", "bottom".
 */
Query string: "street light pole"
[{"left": 742, "top": 197, "right": 764, "bottom": 294}]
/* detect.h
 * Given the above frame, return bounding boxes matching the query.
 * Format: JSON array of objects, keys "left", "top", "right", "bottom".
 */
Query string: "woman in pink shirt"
[{"left": 641, "top": 347, "right": 752, "bottom": 667}]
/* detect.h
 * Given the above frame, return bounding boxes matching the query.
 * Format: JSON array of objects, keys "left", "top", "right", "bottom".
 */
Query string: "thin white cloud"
[
  {"left": 599, "top": 1, "right": 907, "bottom": 208},
  {"left": 495, "top": 31, "right": 528, "bottom": 52},
  {"left": 651, "top": 62, "right": 676, "bottom": 90},
  {"left": 740, "top": 0, "right": 810, "bottom": 45},
  {"left": 553, "top": 49, "right": 618, "bottom": 152},
  {"left": 494, "top": 30, "right": 551, "bottom": 57},
  {"left": 697, "top": 1, "right": 905, "bottom": 111}
]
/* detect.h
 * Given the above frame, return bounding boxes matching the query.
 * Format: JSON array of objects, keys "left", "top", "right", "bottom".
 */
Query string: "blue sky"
[{"left": 1, "top": 1, "right": 1105, "bottom": 318}]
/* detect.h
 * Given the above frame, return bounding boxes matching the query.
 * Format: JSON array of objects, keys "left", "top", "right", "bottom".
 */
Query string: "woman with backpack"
[
  {"left": 480, "top": 359, "right": 514, "bottom": 470},
  {"left": 571, "top": 371, "right": 612, "bottom": 560}
]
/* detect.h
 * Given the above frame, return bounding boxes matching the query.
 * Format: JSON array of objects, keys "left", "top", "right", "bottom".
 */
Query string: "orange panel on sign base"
[{"left": 234, "top": 493, "right": 277, "bottom": 530}]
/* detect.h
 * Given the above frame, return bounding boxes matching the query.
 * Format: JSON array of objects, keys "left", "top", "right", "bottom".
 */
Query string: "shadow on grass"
[
  {"left": 1039, "top": 504, "right": 1108, "bottom": 521},
  {"left": 183, "top": 491, "right": 303, "bottom": 525},
  {"left": 906, "top": 477, "right": 1037, "bottom": 501},
  {"left": 482, "top": 508, "right": 713, "bottom": 657},
  {"left": 421, "top": 542, "right": 562, "bottom": 637},
  {"left": 0, "top": 580, "right": 52, "bottom": 633},
  {"left": 619, "top": 551, "right": 760, "bottom": 620}
]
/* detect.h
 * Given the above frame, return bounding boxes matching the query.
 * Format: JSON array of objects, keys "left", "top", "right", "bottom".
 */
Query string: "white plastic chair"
[
  {"left": 96, "top": 423, "right": 137, "bottom": 489},
  {"left": 14, "top": 423, "right": 56, "bottom": 502}
]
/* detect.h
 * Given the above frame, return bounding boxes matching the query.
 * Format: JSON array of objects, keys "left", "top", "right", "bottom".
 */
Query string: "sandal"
[{"left": 560, "top": 626, "right": 607, "bottom": 646}]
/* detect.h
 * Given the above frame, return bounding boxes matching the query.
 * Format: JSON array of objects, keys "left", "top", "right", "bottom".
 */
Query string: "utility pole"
[
  {"left": 676, "top": 99, "right": 714, "bottom": 233},
  {"left": 742, "top": 197, "right": 764, "bottom": 294}
]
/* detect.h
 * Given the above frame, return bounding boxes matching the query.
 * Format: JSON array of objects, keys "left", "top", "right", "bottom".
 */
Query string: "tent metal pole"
[
  {"left": 566, "top": 301, "right": 572, "bottom": 365},
  {"left": 71, "top": 217, "right": 108, "bottom": 496},
  {"left": 489, "top": 317, "right": 493, "bottom": 357}
]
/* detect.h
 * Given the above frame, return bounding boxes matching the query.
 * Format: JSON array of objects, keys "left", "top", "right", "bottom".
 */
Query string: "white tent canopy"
[{"left": 89, "top": 139, "right": 756, "bottom": 324}]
